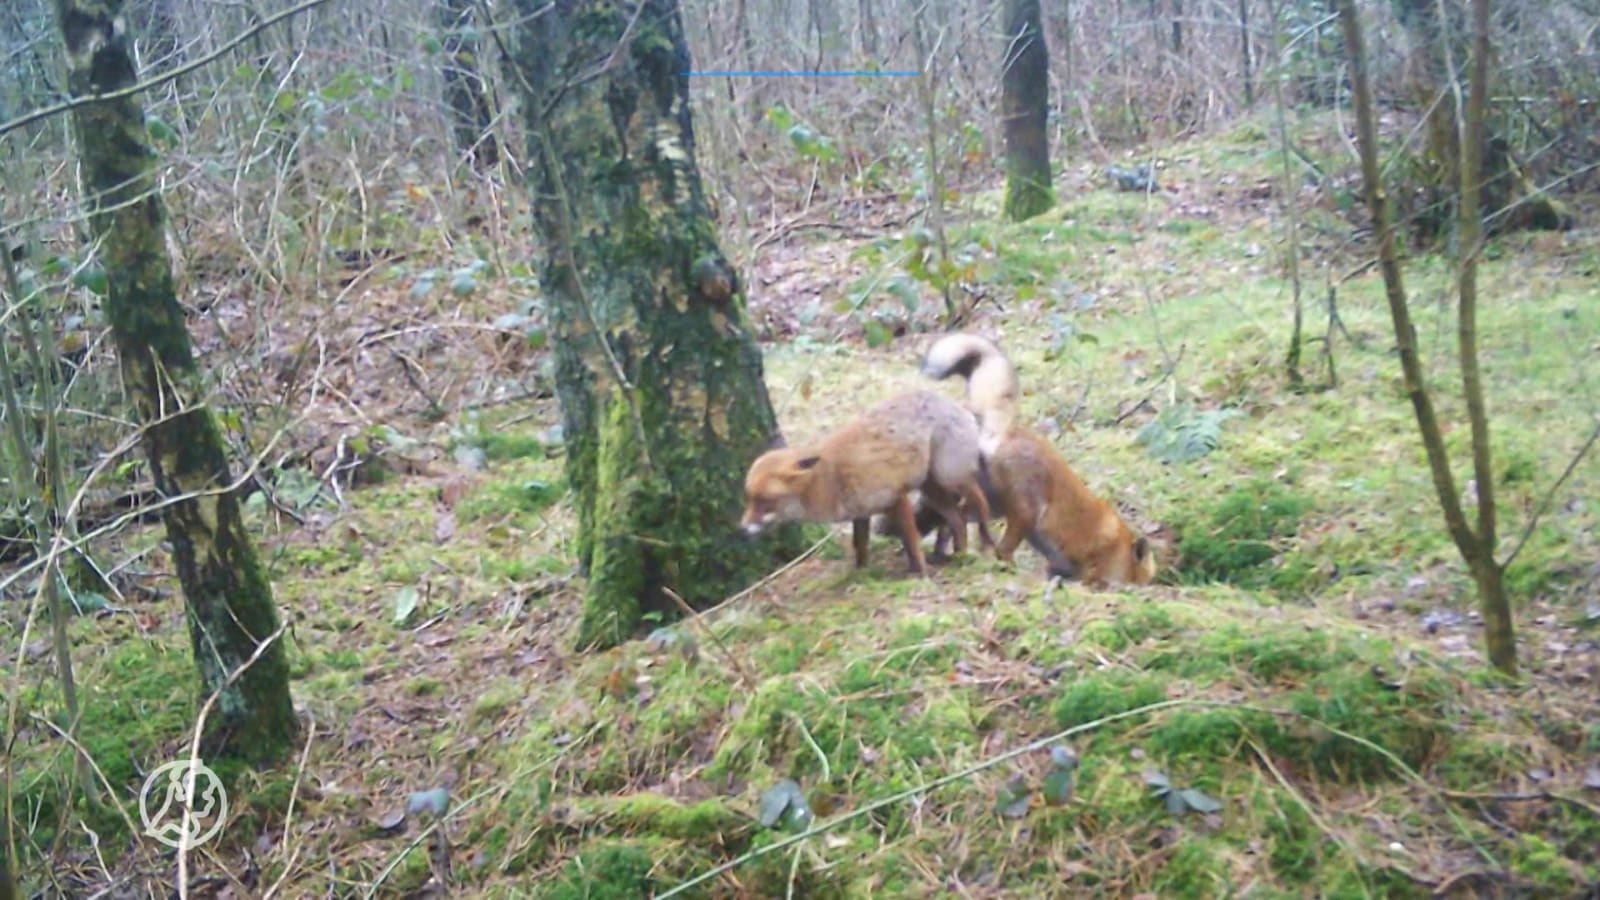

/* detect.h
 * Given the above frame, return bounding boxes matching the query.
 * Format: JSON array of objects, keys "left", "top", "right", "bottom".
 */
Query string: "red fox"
[
  {"left": 920, "top": 333, "right": 1157, "bottom": 587},
  {"left": 741, "top": 390, "right": 996, "bottom": 575}
]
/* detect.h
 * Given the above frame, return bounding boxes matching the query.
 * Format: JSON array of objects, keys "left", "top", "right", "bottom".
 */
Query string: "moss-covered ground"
[{"left": 7, "top": 111, "right": 1598, "bottom": 897}]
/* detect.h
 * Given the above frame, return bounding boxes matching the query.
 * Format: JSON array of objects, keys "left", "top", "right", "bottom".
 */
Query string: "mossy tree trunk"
[
  {"left": 1392, "top": 0, "right": 1570, "bottom": 240},
  {"left": 438, "top": 0, "right": 500, "bottom": 171},
  {"left": 1337, "top": 0, "right": 1515, "bottom": 674},
  {"left": 510, "top": 0, "right": 809, "bottom": 651},
  {"left": 1001, "top": 0, "right": 1053, "bottom": 222},
  {"left": 55, "top": 0, "right": 299, "bottom": 759}
]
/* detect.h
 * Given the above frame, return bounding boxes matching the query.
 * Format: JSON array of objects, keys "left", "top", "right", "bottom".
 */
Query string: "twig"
[
  {"left": 177, "top": 621, "right": 293, "bottom": 899},
  {"left": 688, "top": 533, "right": 831, "bottom": 621},
  {"left": 262, "top": 714, "right": 318, "bottom": 899},
  {"left": 1501, "top": 420, "right": 1600, "bottom": 570},
  {"left": 0, "top": 0, "right": 336, "bottom": 140},
  {"left": 660, "top": 586, "right": 759, "bottom": 690},
  {"left": 1112, "top": 343, "right": 1187, "bottom": 425}
]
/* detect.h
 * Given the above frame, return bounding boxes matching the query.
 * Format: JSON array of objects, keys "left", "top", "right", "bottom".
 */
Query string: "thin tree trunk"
[
  {"left": 438, "top": 0, "right": 500, "bottom": 170},
  {"left": 1268, "top": 0, "right": 1304, "bottom": 390},
  {"left": 1335, "top": 0, "right": 1515, "bottom": 675},
  {"left": 859, "top": 0, "right": 878, "bottom": 56},
  {"left": 1001, "top": 0, "right": 1053, "bottom": 221},
  {"left": 54, "top": 0, "right": 299, "bottom": 756},
  {"left": 1238, "top": 0, "right": 1254, "bottom": 106},
  {"left": 913, "top": 6, "right": 956, "bottom": 320},
  {"left": 510, "top": 0, "right": 809, "bottom": 650},
  {"left": 1457, "top": 0, "right": 1514, "bottom": 672}
]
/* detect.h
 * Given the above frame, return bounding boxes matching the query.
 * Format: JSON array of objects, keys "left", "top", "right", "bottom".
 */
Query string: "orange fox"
[
  {"left": 741, "top": 390, "right": 996, "bottom": 575},
  {"left": 920, "top": 333, "right": 1157, "bottom": 587}
]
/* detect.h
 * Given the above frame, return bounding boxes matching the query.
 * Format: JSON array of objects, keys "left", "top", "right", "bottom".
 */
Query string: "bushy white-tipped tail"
[{"left": 921, "top": 333, "right": 1018, "bottom": 453}]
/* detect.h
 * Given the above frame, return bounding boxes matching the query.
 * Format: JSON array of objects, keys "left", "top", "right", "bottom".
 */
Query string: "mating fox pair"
[{"left": 741, "top": 333, "right": 1156, "bottom": 587}]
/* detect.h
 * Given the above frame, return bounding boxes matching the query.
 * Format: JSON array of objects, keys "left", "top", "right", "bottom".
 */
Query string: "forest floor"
[{"left": 12, "top": 113, "right": 1600, "bottom": 897}]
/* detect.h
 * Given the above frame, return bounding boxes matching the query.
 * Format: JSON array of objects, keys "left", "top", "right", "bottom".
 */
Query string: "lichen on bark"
[
  {"left": 513, "top": 0, "right": 810, "bottom": 650},
  {"left": 55, "top": 0, "right": 296, "bottom": 761}
]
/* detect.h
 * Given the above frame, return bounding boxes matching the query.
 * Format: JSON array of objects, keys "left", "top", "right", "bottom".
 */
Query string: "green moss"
[
  {"left": 541, "top": 841, "right": 656, "bottom": 900},
  {"left": 404, "top": 676, "right": 445, "bottom": 697},
  {"left": 1078, "top": 602, "right": 1180, "bottom": 653},
  {"left": 569, "top": 793, "right": 750, "bottom": 841},
  {"left": 1508, "top": 834, "right": 1585, "bottom": 896},
  {"left": 1175, "top": 479, "right": 1312, "bottom": 588},
  {"left": 1151, "top": 624, "right": 1363, "bottom": 684},
  {"left": 471, "top": 680, "right": 524, "bottom": 722},
  {"left": 1052, "top": 671, "right": 1169, "bottom": 732},
  {"left": 1145, "top": 707, "right": 1280, "bottom": 759},
  {"left": 458, "top": 477, "right": 565, "bottom": 523},
  {"left": 1263, "top": 797, "right": 1319, "bottom": 882},
  {"left": 1271, "top": 668, "right": 1451, "bottom": 782},
  {"left": 1151, "top": 839, "right": 1232, "bottom": 895}
]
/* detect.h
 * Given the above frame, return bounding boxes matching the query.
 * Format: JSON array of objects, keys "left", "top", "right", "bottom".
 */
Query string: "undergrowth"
[{"left": 8, "top": 110, "right": 1597, "bottom": 897}]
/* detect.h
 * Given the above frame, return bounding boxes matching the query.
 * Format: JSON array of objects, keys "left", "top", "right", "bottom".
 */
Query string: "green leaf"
[
  {"left": 764, "top": 104, "right": 795, "bottom": 132},
  {"left": 420, "top": 34, "right": 443, "bottom": 55},
  {"left": 887, "top": 277, "right": 920, "bottom": 314},
  {"left": 1178, "top": 788, "right": 1223, "bottom": 813},
  {"left": 1042, "top": 767, "right": 1074, "bottom": 806},
  {"left": 147, "top": 116, "right": 178, "bottom": 149},
  {"left": 72, "top": 267, "right": 109, "bottom": 297},
  {"left": 71, "top": 593, "right": 110, "bottom": 615},
  {"left": 393, "top": 586, "right": 421, "bottom": 624},
  {"left": 450, "top": 269, "right": 478, "bottom": 297},
  {"left": 995, "top": 773, "right": 1031, "bottom": 819},
  {"left": 758, "top": 779, "right": 812, "bottom": 831},
  {"left": 1137, "top": 404, "right": 1241, "bottom": 465},
  {"left": 1165, "top": 788, "right": 1189, "bottom": 816},
  {"left": 1142, "top": 768, "right": 1172, "bottom": 793},
  {"left": 861, "top": 319, "right": 892, "bottom": 349},
  {"left": 1049, "top": 745, "right": 1079, "bottom": 771},
  {"left": 406, "top": 787, "right": 450, "bottom": 818},
  {"left": 409, "top": 277, "right": 436, "bottom": 300}
]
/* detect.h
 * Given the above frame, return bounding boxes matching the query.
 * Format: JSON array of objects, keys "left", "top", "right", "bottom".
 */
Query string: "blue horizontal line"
[{"left": 683, "top": 70, "right": 922, "bottom": 78}]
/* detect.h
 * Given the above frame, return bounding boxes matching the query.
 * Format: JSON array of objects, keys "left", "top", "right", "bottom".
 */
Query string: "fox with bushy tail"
[
  {"left": 920, "top": 333, "right": 1157, "bottom": 587},
  {"left": 740, "top": 390, "right": 996, "bottom": 575}
]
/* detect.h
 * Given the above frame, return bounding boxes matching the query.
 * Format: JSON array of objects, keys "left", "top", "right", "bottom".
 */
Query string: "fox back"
[{"left": 741, "top": 390, "right": 980, "bottom": 532}]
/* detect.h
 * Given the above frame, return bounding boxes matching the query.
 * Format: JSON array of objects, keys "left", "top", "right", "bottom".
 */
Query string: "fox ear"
[
  {"left": 795, "top": 455, "right": 822, "bottom": 470},
  {"left": 1133, "top": 536, "right": 1150, "bottom": 561}
]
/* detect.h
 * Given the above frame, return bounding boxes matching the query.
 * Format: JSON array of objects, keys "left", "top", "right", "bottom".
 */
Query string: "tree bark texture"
[
  {"left": 1001, "top": 0, "right": 1053, "bottom": 221},
  {"left": 55, "top": 0, "right": 298, "bottom": 758},
  {"left": 1337, "top": 0, "right": 1515, "bottom": 674},
  {"left": 438, "top": 0, "right": 500, "bottom": 170},
  {"left": 1456, "top": 0, "right": 1515, "bottom": 673},
  {"left": 511, "top": 0, "right": 809, "bottom": 650}
]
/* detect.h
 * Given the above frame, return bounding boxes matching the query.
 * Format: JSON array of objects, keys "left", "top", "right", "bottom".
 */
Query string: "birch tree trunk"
[
  {"left": 510, "top": 0, "right": 809, "bottom": 650},
  {"left": 54, "top": 0, "right": 298, "bottom": 758}
]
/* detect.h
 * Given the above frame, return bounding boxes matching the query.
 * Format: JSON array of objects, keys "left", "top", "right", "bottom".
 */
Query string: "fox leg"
[
  {"left": 891, "top": 494, "right": 930, "bottom": 575},
  {"left": 851, "top": 517, "right": 871, "bottom": 567},
  {"left": 995, "top": 495, "right": 1034, "bottom": 564},
  {"left": 958, "top": 480, "right": 998, "bottom": 552},
  {"left": 919, "top": 483, "right": 966, "bottom": 560}
]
